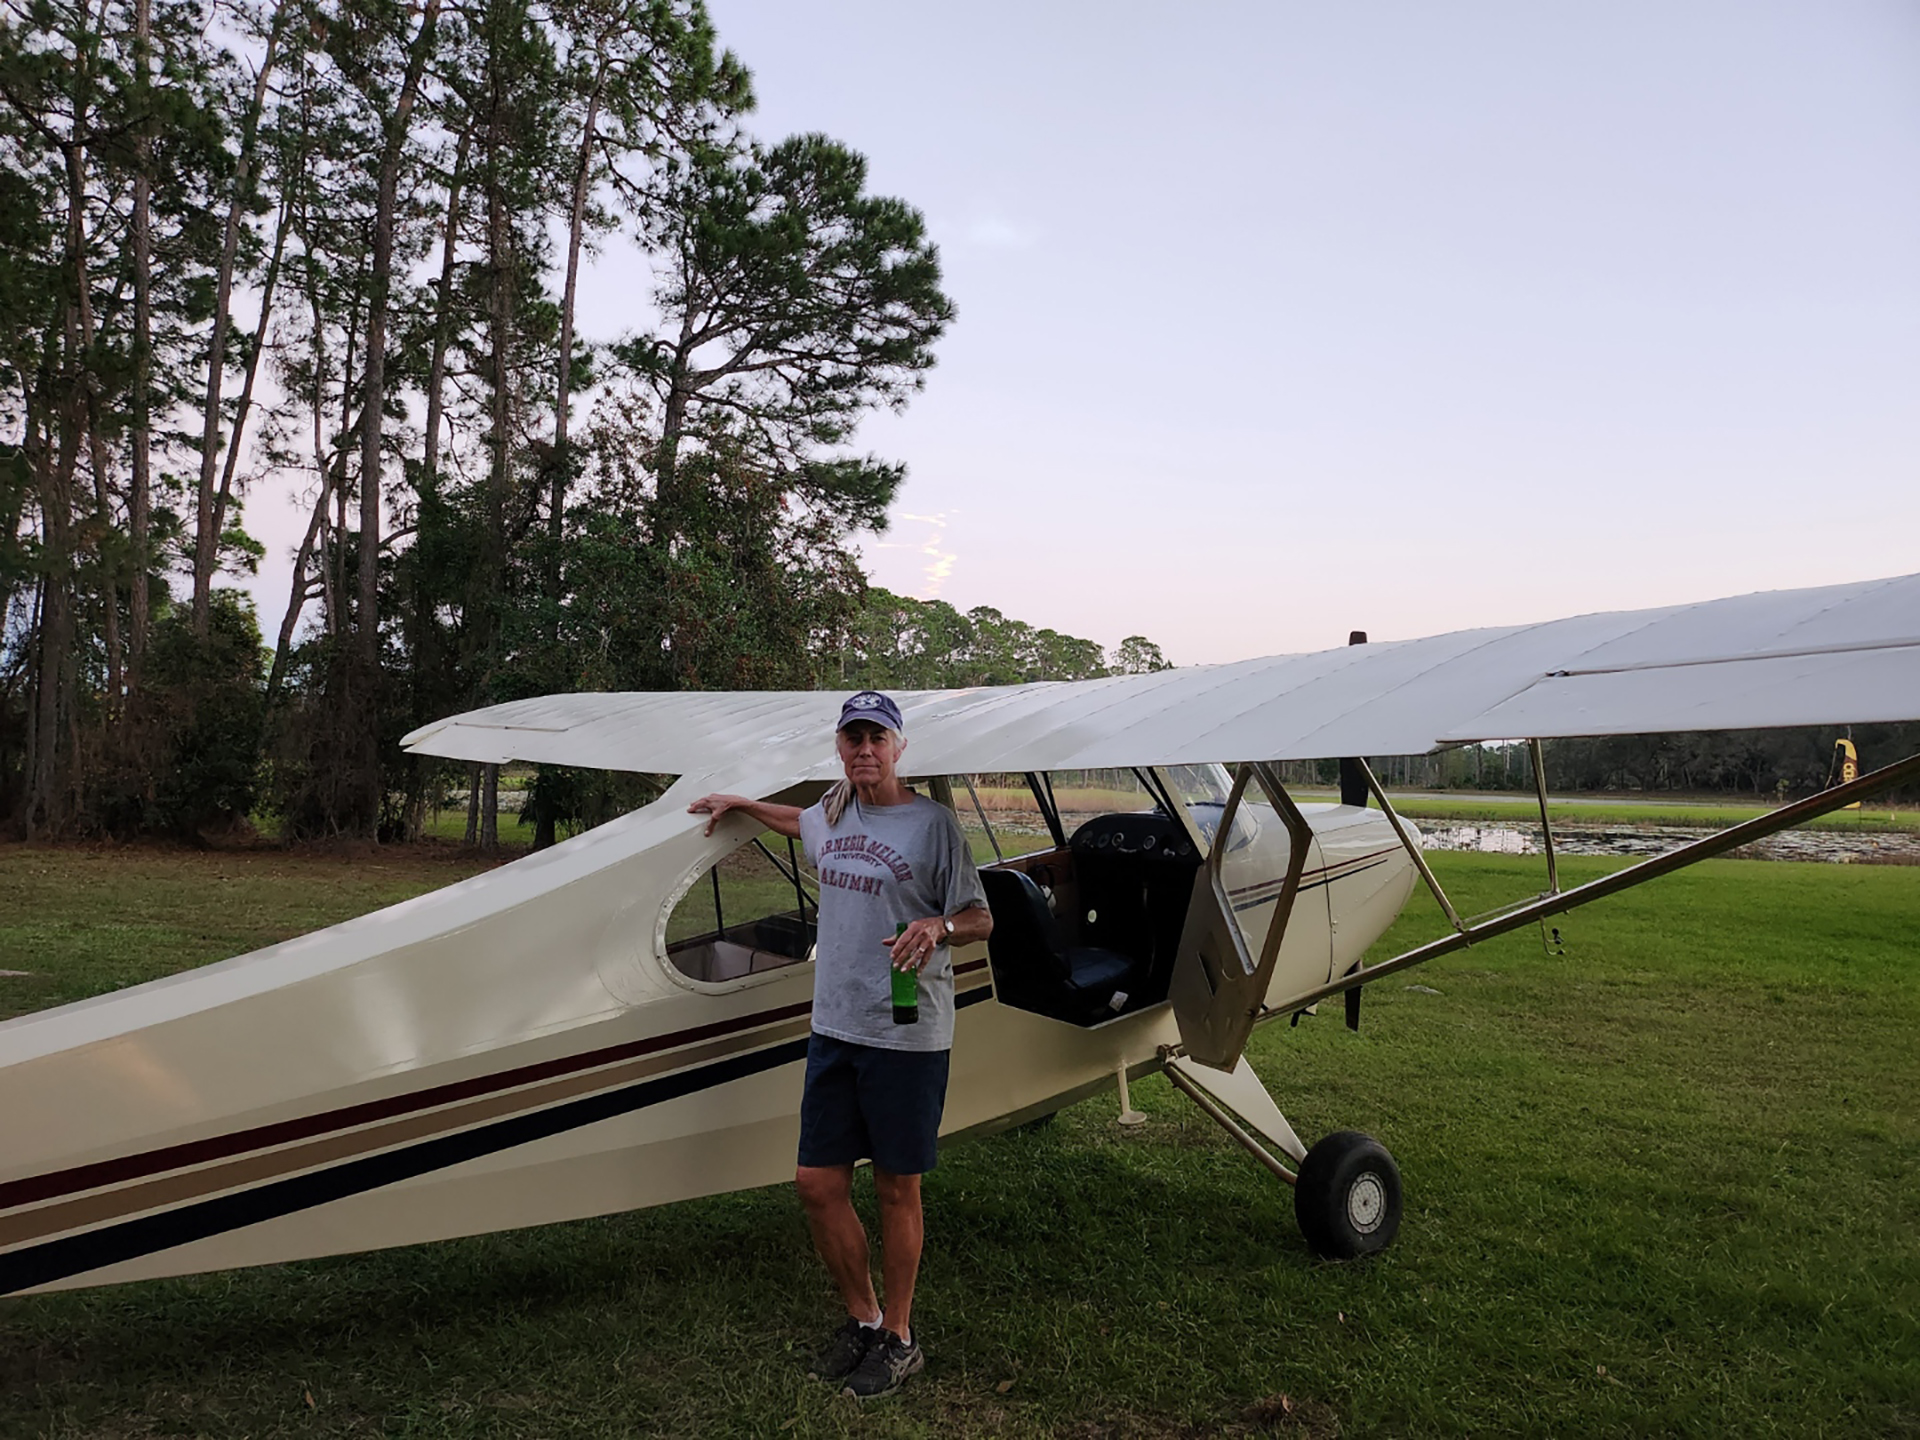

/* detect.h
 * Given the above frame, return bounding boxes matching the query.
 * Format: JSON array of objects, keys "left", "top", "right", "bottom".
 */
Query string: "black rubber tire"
[{"left": 1294, "top": 1130, "right": 1402, "bottom": 1260}]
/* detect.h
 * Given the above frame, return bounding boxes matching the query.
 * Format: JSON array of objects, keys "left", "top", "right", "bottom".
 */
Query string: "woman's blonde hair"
[{"left": 823, "top": 779, "right": 854, "bottom": 827}]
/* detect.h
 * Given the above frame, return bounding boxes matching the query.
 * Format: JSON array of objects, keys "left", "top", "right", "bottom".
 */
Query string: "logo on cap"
[{"left": 838, "top": 690, "right": 904, "bottom": 734}]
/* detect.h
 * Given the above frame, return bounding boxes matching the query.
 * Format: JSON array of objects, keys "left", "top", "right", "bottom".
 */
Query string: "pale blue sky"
[
  {"left": 246, "top": 1, "right": 1920, "bottom": 666},
  {"left": 685, "top": 0, "right": 1920, "bottom": 663}
]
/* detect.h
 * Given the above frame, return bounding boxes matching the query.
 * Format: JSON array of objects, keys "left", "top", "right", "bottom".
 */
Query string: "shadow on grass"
[{"left": 2, "top": 1124, "right": 1308, "bottom": 1435}]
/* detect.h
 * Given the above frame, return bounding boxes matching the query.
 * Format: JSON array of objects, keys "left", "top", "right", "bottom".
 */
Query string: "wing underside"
[{"left": 401, "top": 573, "right": 1920, "bottom": 777}]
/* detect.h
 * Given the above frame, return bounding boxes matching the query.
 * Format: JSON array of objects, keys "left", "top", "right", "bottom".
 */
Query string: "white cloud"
[{"left": 869, "top": 511, "right": 959, "bottom": 599}]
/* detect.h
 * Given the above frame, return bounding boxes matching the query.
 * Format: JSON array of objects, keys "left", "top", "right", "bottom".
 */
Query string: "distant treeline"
[{"left": 833, "top": 590, "right": 1167, "bottom": 690}]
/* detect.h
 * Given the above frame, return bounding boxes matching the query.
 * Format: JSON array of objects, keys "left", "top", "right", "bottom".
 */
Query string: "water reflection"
[
  {"left": 956, "top": 807, "right": 1920, "bottom": 866},
  {"left": 1420, "top": 824, "right": 1534, "bottom": 855},
  {"left": 1418, "top": 821, "right": 1920, "bottom": 865}
]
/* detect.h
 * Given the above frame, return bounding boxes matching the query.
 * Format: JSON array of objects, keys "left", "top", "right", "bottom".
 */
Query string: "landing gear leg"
[{"left": 1161, "top": 1054, "right": 1307, "bottom": 1176}]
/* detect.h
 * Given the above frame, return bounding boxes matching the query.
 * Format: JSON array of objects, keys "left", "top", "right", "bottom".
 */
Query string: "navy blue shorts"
[{"left": 797, "top": 1033, "right": 951, "bottom": 1176}]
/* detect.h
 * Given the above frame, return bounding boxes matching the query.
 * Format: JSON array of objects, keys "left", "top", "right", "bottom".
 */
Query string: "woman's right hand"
[{"left": 687, "top": 794, "right": 747, "bottom": 836}]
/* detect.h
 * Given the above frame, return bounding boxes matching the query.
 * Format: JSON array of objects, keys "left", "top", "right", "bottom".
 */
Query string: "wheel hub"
[{"left": 1346, "top": 1171, "right": 1386, "bottom": 1234}]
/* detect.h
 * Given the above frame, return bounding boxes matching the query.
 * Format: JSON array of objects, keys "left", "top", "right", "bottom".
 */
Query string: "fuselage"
[{"left": 0, "top": 776, "right": 1414, "bottom": 1296}]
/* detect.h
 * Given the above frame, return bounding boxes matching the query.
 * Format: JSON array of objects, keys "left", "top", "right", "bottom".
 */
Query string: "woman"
[{"left": 688, "top": 690, "right": 992, "bottom": 1401}]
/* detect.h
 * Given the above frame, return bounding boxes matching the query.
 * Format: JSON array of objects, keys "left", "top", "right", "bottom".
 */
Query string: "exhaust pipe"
[{"left": 1338, "top": 628, "right": 1368, "bottom": 1031}]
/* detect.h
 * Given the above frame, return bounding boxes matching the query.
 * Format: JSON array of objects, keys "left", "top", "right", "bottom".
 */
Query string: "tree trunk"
[
  {"left": 484, "top": 48, "right": 512, "bottom": 588},
  {"left": 127, "top": 0, "right": 153, "bottom": 693},
  {"left": 652, "top": 343, "right": 694, "bottom": 534},
  {"left": 268, "top": 457, "right": 338, "bottom": 701},
  {"left": 552, "top": 67, "right": 606, "bottom": 571},
  {"left": 192, "top": 9, "right": 286, "bottom": 636},
  {"left": 28, "top": 333, "right": 85, "bottom": 835},
  {"left": 211, "top": 188, "right": 292, "bottom": 553},
  {"left": 329, "top": 0, "right": 444, "bottom": 839},
  {"left": 358, "top": 0, "right": 443, "bottom": 668},
  {"left": 421, "top": 122, "right": 472, "bottom": 492},
  {"left": 63, "top": 132, "right": 123, "bottom": 714},
  {"left": 326, "top": 282, "right": 362, "bottom": 638},
  {"left": 466, "top": 40, "right": 513, "bottom": 732}
]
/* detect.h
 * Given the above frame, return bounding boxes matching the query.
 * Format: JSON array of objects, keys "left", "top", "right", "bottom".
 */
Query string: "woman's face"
[{"left": 836, "top": 721, "right": 904, "bottom": 789}]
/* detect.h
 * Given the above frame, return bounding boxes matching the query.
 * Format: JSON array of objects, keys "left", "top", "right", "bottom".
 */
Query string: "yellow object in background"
[{"left": 1834, "top": 738, "right": 1860, "bottom": 810}]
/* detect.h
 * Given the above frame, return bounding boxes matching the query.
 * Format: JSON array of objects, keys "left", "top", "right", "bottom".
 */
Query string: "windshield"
[{"left": 1161, "top": 764, "right": 1258, "bottom": 852}]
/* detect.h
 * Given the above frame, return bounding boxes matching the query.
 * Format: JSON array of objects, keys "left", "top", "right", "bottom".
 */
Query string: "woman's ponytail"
[{"left": 823, "top": 779, "right": 853, "bottom": 828}]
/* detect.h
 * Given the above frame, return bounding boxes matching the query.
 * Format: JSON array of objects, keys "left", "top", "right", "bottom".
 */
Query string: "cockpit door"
[{"left": 1167, "top": 762, "right": 1316, "bottom": 1071}]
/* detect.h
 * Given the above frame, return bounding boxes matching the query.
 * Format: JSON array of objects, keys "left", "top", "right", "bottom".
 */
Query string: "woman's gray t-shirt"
[{"left": 799, "top": 793, "right": 988, "bottom": 1053}]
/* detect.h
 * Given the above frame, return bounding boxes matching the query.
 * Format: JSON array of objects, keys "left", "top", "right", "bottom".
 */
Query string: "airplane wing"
[{"left": 401, "top": 572, "right": 1920, "bottom": 778}]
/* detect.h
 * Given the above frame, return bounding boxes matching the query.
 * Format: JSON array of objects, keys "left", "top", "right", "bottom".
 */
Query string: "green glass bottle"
[{"left": 891, "top": 923, "right": 919, "bottom": 1025}]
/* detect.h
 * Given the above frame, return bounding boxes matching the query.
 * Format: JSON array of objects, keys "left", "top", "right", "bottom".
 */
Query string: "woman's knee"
[
  {"left": 871, "top": 1168, "right": 922, "bottom": 1209},
  {"left": 795, "top": 1163, "right": 853, "bottom": 1212}
]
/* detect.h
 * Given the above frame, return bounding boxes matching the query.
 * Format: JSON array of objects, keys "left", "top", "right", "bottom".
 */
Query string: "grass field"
[
  {"left": 1, "top": 845, "right": 1917, "bottom": 1437},
  {"left": 0, "top": 845, "right": 511, "bottom": 1022},
  {"left": 416, "top": 810, "right": 536, "bottom": 849}
]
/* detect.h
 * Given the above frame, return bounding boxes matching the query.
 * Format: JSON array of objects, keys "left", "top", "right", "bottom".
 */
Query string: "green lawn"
[
  {"left": 1, "top": 846, "right": 1916, "bottom": 1437},
  {"left": 0, "top": 845, "right": 512, "bottom": 1021},
  {"left": 416, "top": 809, "right": 536, "bottom": 848}
]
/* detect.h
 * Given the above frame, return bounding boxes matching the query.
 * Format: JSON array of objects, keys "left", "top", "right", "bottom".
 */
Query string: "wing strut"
[
  {"left": 960, "top": 775, "right": 1004, "bottom": 862},
  {"left": 1528, "top": 738, "right": 1560, "bottom": 895},
  {"left": 1262, "top": 748, "right": 1920, "bottom": 1023},
  {"left": 1355, "top": 756, "right": 1465, "bottom": 933}
]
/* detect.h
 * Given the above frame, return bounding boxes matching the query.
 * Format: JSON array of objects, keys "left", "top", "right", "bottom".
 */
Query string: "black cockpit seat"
[
  {"left": 978, "top": 867, "right": 1140, "bottom": 1023},
  {"left": 1068, "top": 812, "right": 1202, "bottom": 1006}
]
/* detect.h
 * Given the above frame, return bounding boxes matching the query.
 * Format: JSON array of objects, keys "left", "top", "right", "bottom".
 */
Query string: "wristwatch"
[{"left": 941, "top": 916, "right": 956, "bottom": 942}]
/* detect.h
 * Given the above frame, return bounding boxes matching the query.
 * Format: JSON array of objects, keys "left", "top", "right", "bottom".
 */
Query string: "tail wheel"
[{"left": 1295, "top": 1130, "right": 1402, "bottom": 1259}]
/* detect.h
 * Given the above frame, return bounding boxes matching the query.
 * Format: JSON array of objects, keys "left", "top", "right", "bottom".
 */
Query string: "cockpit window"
[
  {"left": 1161, "top": 763, "right": 1259, "bottom": 852},
  {"left": 664, "top": 834, "right": 817, "bottom": 984},
  {"left": 1051, "top": 768, "right": 1157, "bottom": 830},
  {"left": 947, "top": 774, "right": 1057, "bottom": 863}
]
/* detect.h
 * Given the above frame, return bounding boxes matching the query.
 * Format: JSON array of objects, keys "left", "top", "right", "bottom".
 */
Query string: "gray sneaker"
[
  {"left": 807, "top": 1317, "right": 875, "bottom": 1383},
  {"left": 841, "top": 1328, "right": 924, "bottom": 1401}
]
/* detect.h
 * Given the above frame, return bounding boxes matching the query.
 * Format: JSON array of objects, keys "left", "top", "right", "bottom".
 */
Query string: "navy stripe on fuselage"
[
  {"left": 0, "top": 988, "right": 996, "bottom": 1296},
  {"left": 0, "top": 999, "right": 815, "bottom": 1211},
  {"left": 1226, "top": 847, "right": 1401, "bottom": 907},
  {"left": 1230, "top": 855, "right": 1394, "bottom": 914},
  {"left": 5, "top": 958, "right": 995, "bottom": 1213}
]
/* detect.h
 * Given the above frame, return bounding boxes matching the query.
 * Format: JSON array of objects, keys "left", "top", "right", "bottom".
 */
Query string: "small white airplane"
[{"left": 2, "top": 573, "right": 1917, "bottom": 1296}]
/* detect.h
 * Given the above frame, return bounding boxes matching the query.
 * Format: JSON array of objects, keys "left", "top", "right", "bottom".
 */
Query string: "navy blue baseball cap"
[{"left": 838, "top": 690, "right": 905, "bottom": 734}]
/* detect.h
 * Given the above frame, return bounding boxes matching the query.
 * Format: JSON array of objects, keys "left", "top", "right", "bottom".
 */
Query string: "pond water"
[
  {"left": 1416, "top": 820, "right": 1920, "bottom": 865},
  {"left": 962, "top": 806, "right": 1920, "bottom": 867}
]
